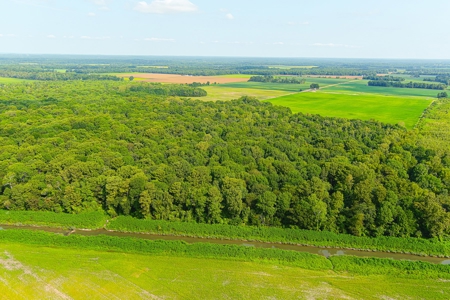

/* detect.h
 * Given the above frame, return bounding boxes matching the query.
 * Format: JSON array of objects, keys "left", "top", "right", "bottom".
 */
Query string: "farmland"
[
  {"left": 0, "top": 77, "right": 30, "bottom": 84},
  {"left": 324, "top": 79, "right": 448, "bottom": 97},
  {"left": 267, "top": 92, "right": 432, "bottom": 129},
  {"left": 1, "top": 236, "right": 450, "bottom": 299}
]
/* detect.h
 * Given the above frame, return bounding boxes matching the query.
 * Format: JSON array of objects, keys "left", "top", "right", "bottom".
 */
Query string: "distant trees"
[
  {"left": 310, "top": 83, "right": 320, "bottom": 89},
  {"left": 368, "top": 80, "right": 447, "bottom": 90},
  {"left": 0, "top": 70, "right": 123, "bottom": 81},
  {"left": 248, "top": 75, "right": 306, "bottom": 84},
  {"left": 127, "top": 83, "right": 207, "bottom": 97},
  {"left": 363, "top": 75, "right": 405, "bottom": 82},
  {"left": 129, "top": 76, "right": 134, "bottom": 82},
  {"left": 437, "top": 92, "right": 448, "bottom": 98},
  {"left": 424, "top": 76, "right": 450, "bottom": 85}
]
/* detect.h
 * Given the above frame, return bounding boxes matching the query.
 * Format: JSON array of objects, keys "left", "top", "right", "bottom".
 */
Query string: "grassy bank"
[
  {"left": 1, "top": 243, "right": 449, "bottom": 299},
  {"left": 107, "top": 216, "right": 450, "bottom": 257},
  {"left": 1, "top": 210, "right": 449, "bottom": 257},
  {"left": 0, "top": 229, "right": 449, "bottom": 280},
  {"left": 0, "top": 229, "right": 331, "bottom": 271},
  {"left": 0, "top": 210, "right": 106, "bottom": 229}
]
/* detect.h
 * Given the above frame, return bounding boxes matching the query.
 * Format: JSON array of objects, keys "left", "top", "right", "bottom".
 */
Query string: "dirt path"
[
  {"left": 300, "top": 80, "right": 356, "bottom": 93},
  {"left": 0, "top": 251, "right": 73, "bottom": 300}
]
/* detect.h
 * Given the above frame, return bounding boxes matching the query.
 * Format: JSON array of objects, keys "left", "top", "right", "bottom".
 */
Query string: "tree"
[
  {"left": 437, "top": 91, "right": 448, "bottom": 98},
  {"left": 129, "top": 76, "right": 134, "bottom": 82},
  {"left": 310, "top": 83, "right": 320, "bottom": 90}
]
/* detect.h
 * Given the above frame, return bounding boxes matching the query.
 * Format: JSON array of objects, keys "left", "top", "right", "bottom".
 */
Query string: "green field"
[
  {"left": 1, "top": 242, "right": 449, "bottom": 299},
  {"left": 202, "top": 85, "right": 294, "bottom": 101},
  {"left": 325, "top": 80, "right": 447, "bottom": 97},
  {"left": 0, "top": 77, "right": 30, "bottom": 84},
  {"left": 202, "top": 78, "right": 353, "bottom": 101},
  {"left": 268, "top": 92, "right": 432, "bottom": 128}
]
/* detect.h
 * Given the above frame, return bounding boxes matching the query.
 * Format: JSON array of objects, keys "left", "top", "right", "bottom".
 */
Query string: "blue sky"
[{"left": 0, "top": 0, "right": 449, "bottom": 58}]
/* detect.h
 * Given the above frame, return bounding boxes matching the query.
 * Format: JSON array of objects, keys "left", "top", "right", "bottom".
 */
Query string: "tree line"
[
  {"left": 0, "top": 70, "right": 122, "bottom": 81},
  {"left": 248, "top": 75, "right": 306, "bottom": 84},
  {"left": 368, "top": 80, "right": 447, "bottom": 90},
  {"left": 424, "top": 75, "right": 450, "bottom": 85},
  {"left": 363, "top": 75, "right": 405, "bottom": 82}
]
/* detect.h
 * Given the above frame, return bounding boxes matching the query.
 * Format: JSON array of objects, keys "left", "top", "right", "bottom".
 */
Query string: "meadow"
[
  {"left": 0, "top": 77, "right": 30, "bottom": 84},
  {"left": 324, "top": 79, "right": 447, "bottom": 97},
  {"left": 201, "top": 77, "right": 352, "bottom": 101},
  {"left": 0, "top": 240, "right": 449, "bottom": 299},
  {"left": 268, "top": 91, "right": 432, "bottom": 128}
]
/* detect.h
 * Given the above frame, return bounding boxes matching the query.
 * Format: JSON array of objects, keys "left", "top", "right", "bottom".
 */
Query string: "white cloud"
[
  {"left": 273, "top": 42, "right": 284, "bottom": 45},
  {"left": 134, "top": 0, "right": 198, "bottom": 14},
  {"left": 225, "top": 13, "right": 234, "bottom": 20},
  {"left": 47, "top": 34, "right": 56, "bottom": 38},
  {"left": 143, "top": 37, "right": 175, "bottom": 42},
  {"left": 88, "top": 12, "right": 96, "bottom": 17},
  {"left": 312, "top": 43, "right": 361, "bottom": 48}
]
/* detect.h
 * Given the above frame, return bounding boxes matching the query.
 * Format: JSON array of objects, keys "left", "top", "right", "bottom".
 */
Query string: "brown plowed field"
[{"left": 119, "top": 73, "right": 249, "bottom": 84}]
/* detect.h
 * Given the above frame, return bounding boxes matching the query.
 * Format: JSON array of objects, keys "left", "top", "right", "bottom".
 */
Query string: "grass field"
[
  {"left": 325, "top": 80, "right": 447, "bottom": 98},
  {"left": 201, "top": 78, "right": 353, "bottom": 101},
  {"left": 268, "top": 92, "right": 432, "bottom": 128},
  {"left": 202, "top": 86, "right": 294, "bottom": 101},
  {"left": 417, "top": 99, "right": 450, "bottom": 149},
  {"left": 0, "top": 243, "right": 449, "bottom": 300},
  {"left": 0, "top": 77, "right": 31, "bottom": 84}
]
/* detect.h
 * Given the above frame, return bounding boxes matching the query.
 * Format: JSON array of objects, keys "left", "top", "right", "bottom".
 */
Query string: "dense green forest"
[{"left": 1, "top": 80, "right": 449, "bottom": 239}]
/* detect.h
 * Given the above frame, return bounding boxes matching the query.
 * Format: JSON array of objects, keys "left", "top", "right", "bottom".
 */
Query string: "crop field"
[
  {"left": 268, "top": 92, "right": 432, "bottom": 128},
  {"left": 0, "top": 243, "right": 449, "bottom": 300},
  {"left": 200, "top": 78, "right": 354, "bottom": 101},
  {"left": 202, "top": 85, "right": 295, "bottom": 101},
  {"left": 0, "top": 77, "right": 30, "bottom": 84},
  {"left": 325, "top": 80, "right": 447, "bottom": 97}
]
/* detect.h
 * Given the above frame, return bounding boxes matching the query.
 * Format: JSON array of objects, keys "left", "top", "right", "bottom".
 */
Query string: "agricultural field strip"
[
  {"left": 1, "top": 239, "right": 450, "bottom": 299},
  {"left": 300, "top": 79, "right": 358, "bottom": 93}
]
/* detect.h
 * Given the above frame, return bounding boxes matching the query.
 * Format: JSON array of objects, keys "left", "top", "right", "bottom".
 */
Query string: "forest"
[{"left": 0, "top": 80, "right": 449, "bottom": 239}]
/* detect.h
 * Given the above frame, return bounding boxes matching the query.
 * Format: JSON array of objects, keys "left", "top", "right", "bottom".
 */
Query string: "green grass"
[
  {"left": 268, "top": 92, "right": 431, "bottom": 129},
  {"left": 325, "top": 80, "right": 447, "bottom": 97},
  {"left": 0, "top": 242, "right": 449, "bottom": 299},
  {"left": 416, "top": 99, "right": 450, "bottom": 149},
  {"left": 218, "top": 81, "right": 309, "bottom": 92},
  {"left": 0, "top": 210, "right": 106, "bottom": 229},
  {"left": 202, "top": 85, "right": 295, "bottom": 101},
  {"left": 0, "top": 77, "right": 31, "bottom": 84}
]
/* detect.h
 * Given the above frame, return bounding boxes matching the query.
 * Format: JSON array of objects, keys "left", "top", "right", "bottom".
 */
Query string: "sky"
[{"left": 0, "top": 0, "right": 449, "bottom": 59}]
